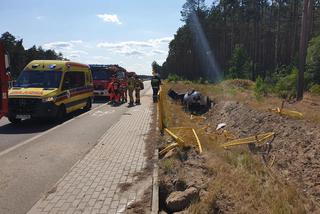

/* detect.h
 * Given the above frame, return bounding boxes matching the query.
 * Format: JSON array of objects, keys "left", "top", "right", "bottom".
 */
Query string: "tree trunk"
[{"left": 297, "top": 0, "right": 314, "bottom": 100}]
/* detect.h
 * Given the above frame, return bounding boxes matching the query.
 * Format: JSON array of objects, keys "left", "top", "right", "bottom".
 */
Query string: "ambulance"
[{"left": 8, "top": 60, "right": 93, "bottom": 123}]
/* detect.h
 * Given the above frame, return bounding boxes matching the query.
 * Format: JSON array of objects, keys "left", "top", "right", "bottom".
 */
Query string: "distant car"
[{"left": 8, "top": 60, "right": 93, "bottom": 123}]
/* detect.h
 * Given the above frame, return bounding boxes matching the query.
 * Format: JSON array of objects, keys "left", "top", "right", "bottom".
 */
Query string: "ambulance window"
[{"left": 63, "top": 72, "right": 85, "bottom": 90}]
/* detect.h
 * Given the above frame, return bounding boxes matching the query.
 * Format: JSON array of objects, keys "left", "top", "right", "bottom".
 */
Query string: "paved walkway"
[{"left": 28, "top": 89, "right": 154, "bottom": 214}]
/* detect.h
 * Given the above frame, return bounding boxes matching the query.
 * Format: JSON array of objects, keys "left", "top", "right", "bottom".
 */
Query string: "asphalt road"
[
  {"left": 0, "top": 102, "right": 103, "bottom": 153},
  {"left": 0, "top": 82, "right": 152, "bottom": 214}
]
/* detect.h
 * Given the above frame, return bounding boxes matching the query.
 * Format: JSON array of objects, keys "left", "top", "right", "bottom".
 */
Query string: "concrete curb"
[{"left": 151, "top": 149, "right": 159, "bottom": 214}]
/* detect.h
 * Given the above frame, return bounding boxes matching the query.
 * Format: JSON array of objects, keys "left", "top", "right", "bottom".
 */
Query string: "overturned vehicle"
[{"left": 168, "top": 88, "right": 212, "bottom": 115}]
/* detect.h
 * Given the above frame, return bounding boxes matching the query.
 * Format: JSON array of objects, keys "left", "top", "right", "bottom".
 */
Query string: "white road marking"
[
  {"left": 91, "top": 109, "right": 115, "bottom": 117},
  {"left": 0, "top": 103, "right": 109, "bottom": 158}
]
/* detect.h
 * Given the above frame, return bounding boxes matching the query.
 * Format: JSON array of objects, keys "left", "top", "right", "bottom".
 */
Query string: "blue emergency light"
[{"left": 48, "top": 64, "right": 56, "bottom": 69}]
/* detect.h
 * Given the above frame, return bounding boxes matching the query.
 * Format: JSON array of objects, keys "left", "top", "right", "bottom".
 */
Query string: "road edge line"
[{"left": 0, "top": 103, "right": 109, "bottom": 158}]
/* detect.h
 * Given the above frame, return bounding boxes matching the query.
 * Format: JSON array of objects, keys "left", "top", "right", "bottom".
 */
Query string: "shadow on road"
[
  {"left": 0, "top": 109, "right": 87, "bottom": 135},
  {"left": 0, "top": 97, "right": 117, "bottom": 135},
  {"left": 93, "top": 97, "right": 109, "bottom": 104}
]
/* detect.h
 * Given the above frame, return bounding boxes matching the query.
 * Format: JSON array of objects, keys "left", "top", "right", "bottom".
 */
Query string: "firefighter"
[
  {"left": 108, "top": 75, "right": 121, "bottom": 105},
  {"left": 127, "top": 72, "right": 135, "bottom": 107},
  {"left": 134, "top": 74, "right": 144, "bottom": 105},
  {"left": 151, "top": 72, "right": 161, "bottom": 103},
  {"left": 120, "top": 76, "right": 128, "bottom": 103}
]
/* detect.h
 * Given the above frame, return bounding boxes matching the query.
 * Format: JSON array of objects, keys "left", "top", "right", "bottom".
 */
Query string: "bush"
[
  {"left": 306, "top": 35, "right": 320, "bottom": 86},
  {"left": 310, "top": 84, "right": 320, "bottom": 95},
  {"left": 254, "top": 76, "right": 269, "bottom": 99},
  {"left": 226, "top": 44, "right": 252, "bottom": 79},
  {"left": 167, "top": 73, "right": 183, "bottom": 82},
  {"left": 275, "top": 67, "right": 298, "bottom": 99}
]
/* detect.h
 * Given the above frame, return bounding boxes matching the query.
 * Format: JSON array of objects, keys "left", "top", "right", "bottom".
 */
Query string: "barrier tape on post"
[
  {"left": 159, "top": 142, "right": 179, "bottom": 156},
  {"left": 192, "top": 129, "right": 203, "bottom": 154},
  {"left": 158, "top": 87, "right": 165, "bottom": 132},
  {"left": 220, "top": 132, "right": 275, "bottom": 148},
  {"left": 164, "top": 128, "right": 185, "bottom": 146},
  {"left": 157, "top": 87, "right": 203, "bottom": 155}
]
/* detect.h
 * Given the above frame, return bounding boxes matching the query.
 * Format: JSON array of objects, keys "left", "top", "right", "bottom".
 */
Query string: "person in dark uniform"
[{"left": 151, "top": 72, "right": 161, "bottom": 103}]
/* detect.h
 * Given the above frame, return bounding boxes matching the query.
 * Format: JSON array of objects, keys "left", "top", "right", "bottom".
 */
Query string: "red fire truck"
[
  {"left": 90, "top": 64, "right": 127, "bottom": 99},
  {"left": 0, "top": 42, "right": 10, "bottom": 120}
]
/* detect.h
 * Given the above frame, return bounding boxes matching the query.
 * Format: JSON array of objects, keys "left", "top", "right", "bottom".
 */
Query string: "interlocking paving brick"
[{"left": 28, "top": 88, "right": 153, "bottom": 214}]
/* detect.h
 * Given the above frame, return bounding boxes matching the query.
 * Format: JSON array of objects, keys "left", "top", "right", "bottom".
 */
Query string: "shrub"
[
  {"left": 254, "top": 76, "right": 269, "bottom": 99},
  {"left": 306, "top": 35, "right": 320, "bottom": 85},
  {"left": 167, "top": 73, "right": 183, "bottom": 82},
  {"left": 227, "top": 44, "right": 252, "bottom": 79},
  {"left": 275, "top": 67, "right": 298, "bottom": 99},
  {"left": 310, "top": 84, "right": 320, "bottom": 95}
]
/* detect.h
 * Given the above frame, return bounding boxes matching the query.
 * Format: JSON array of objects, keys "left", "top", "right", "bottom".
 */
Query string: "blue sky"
[{"left": 0, "top": 0, "right": 190, "bottom": 75}]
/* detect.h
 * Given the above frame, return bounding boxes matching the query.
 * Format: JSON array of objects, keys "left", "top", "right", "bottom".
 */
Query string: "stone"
[{"left": 166, "top": 187, "right": 198, "bottom": 212}]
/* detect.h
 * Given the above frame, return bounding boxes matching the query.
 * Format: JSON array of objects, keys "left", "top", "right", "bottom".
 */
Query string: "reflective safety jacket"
[
  {"left": 151, "top": 76, "right": 161, "bottom": 89},
  {"left": 128, "top": 77, "right": 135, "bottom": 90}
]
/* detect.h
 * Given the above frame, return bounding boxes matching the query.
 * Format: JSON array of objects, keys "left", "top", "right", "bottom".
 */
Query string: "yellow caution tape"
[
  {"left": 220, "top": 132, "right": 275, "bottom": 148},
  {"left": 223, "top": 130, "right": 237, "bottom": 140},
  {"left": 269, "top": 107, "right": 303, "bottom": 119},
  {"left": 159, "top": 142, "right": 179, "bottom": 156},
  {"left": 192, "top": 129, "right": 203, "bottom": 153},
  {"left": 164, "top": 128, "right": 185, "bottom": 146}
]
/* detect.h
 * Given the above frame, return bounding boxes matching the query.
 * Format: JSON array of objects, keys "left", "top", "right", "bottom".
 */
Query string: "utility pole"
[{"left": 297, "top": 0, "right": 314, "bottom": 100}]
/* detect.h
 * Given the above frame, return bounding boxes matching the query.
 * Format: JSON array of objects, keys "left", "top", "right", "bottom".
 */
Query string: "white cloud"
[
  {"left": 41, "top": 37, "right": 173, "bottom": 75},
  {"left": 43, "top": 40, "right": 85, "bottom": 51},
  {"left": 97, "top": 14, "right": 122, "bottom": 25},
  {"left": 152, "top": 50, "right": 167, "bottom": 55},
  {"left": 43, "top": 41, "right": 73, "bottom": 50},
  {"left": 69, "top": 50, "right": 88, "bottom": 55},
  {"left": 43, "top": 40, "right": 90, "bottom": 62},
  {"left": 97, "top": 37, "right": 172, "bottom": 57},
  {"left": 70, "top": 40, "right": 83, "bottom": 44},
  {"left": 68, "top": 54, "right": 80, "bottom": 58}
]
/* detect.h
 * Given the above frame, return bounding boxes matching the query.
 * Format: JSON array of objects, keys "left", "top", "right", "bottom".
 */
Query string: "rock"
[
  {"left": 159, "top": 211, "right": 168, "bottom": 214},
  {"left": 166, "top": 187, "right": 198, "bottom": 212}
]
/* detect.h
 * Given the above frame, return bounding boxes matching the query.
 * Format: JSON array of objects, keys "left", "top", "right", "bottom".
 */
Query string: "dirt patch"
[
  {"left": 158, "top": 81, "right": 320, "bottom": 213},
  {"left": 127, "top": 185, "right": 153, "bottom": 214},
  {"left": 208, "top": 100, "right": 320, "bottom": 207}
]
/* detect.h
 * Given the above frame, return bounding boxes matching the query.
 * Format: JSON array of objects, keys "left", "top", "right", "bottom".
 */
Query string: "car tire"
[
  {"left": 56, "top": 105, "right": 66, "bottom": 123},
  {"left": 84, "top": 98, "right": 92, "bottom": 111},
  {"left": 8, "top": 116, "right": 22, "bottom": 124}
]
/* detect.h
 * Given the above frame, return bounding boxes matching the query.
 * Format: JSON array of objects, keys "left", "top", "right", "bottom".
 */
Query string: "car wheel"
[
  {"left": 56, "top": 105, "right": 66, "bottom": 123},
  {"left": 8, "top": 116, "right": 22, "bottom": 124},
  {"left": 84, "top": 98, "right": 92, "bottom": 111}
]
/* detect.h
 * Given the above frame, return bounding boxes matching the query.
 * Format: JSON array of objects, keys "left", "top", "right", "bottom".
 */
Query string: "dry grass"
[
  {"left": 166, "top": 80, "right": 320, "bottom": 123},
  {"left": 159, "top": 80, "right": 310, "bottom": 213}
]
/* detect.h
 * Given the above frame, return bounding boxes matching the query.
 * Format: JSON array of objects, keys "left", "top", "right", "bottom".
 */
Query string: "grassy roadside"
[{"left": 158, "top": 80, "right": 319, "bottom": 213}]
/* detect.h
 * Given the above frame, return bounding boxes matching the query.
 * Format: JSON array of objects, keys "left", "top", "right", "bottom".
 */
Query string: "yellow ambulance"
[{"left": 8, "top": 60, "right": 93, "bottom": 123}]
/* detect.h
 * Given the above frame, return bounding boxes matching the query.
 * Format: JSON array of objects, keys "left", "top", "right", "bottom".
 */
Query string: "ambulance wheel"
[
  {"left": 8, "top": 116, "right": 22, "bottom": 124},
  {"left": 56, "top": 105, "right": 66, "bottom": 123},
  {"left": 84, "top": 98, "right": 92, "bottom": 111}
]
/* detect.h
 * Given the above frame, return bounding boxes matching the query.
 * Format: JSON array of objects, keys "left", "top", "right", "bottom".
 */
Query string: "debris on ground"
[
  {"left": 158, "top": 81, "right": 320, "bottom": 213},
  {"left": 167, "top": 88, "right": 212, "bottom": 115}
]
